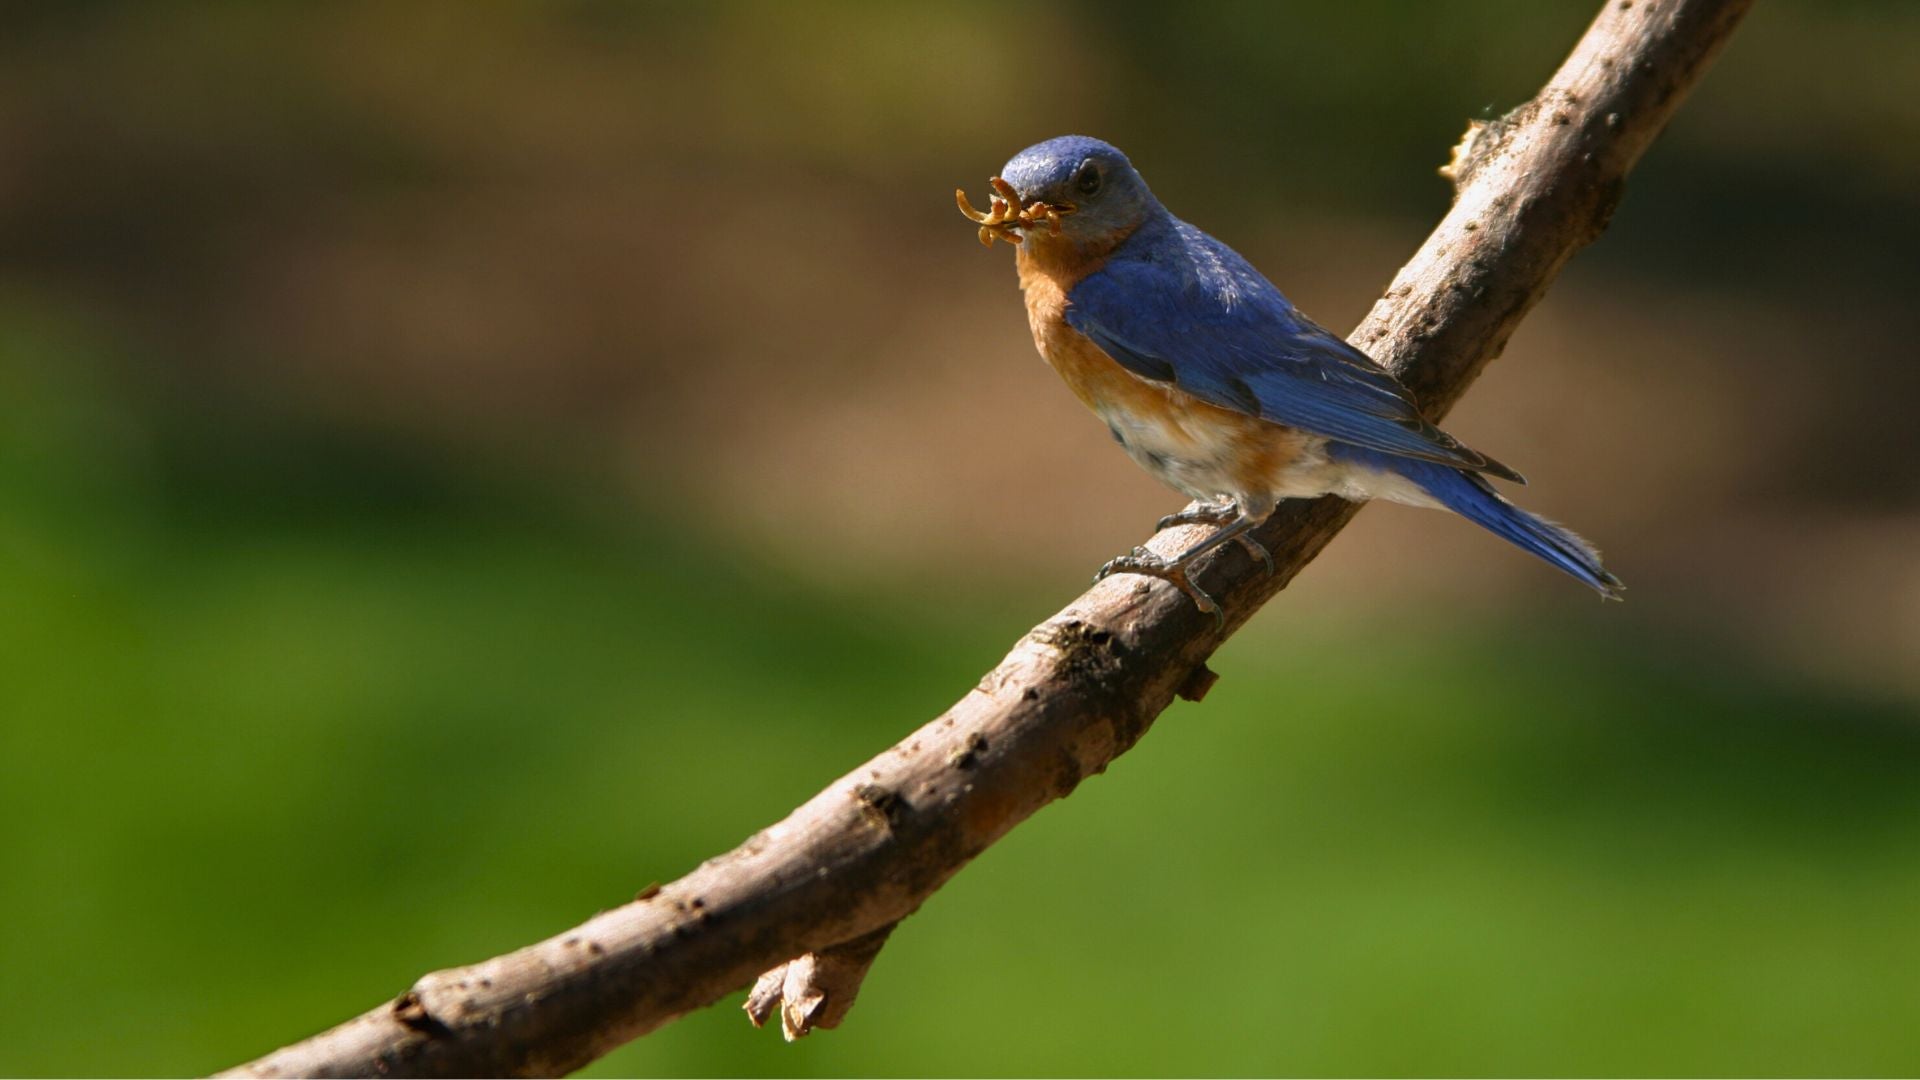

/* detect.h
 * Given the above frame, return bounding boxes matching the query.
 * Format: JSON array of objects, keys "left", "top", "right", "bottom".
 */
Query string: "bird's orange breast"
[
  {"left": 1015, "top": 244, "right": 1311, "bottom": 500},
  {"left": 1015, "top": 245, "right": 1196, "bottom": 435}
]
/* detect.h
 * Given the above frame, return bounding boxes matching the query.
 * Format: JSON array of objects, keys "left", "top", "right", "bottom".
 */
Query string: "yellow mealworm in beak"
[{"left": 960, "top": 177, "right": 1070, "bottom": 247}]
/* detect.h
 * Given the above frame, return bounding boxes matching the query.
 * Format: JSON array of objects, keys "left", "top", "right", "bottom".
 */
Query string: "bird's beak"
[{"left": 955, "top": 176, "right": 1074, "bottom": 248}]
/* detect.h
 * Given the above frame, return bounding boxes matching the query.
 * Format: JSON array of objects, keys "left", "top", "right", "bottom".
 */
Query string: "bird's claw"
[
  {"left": 1235, "top": 533, "right": 1275, "bottom": 577},
  {"left": 1092, "top": 546, "right": 1150, "bottom": 585},
  {"left": 1095, "top": 548, "right": 1225, "bottom": 629},
  {"left": 956, "top": 176, "right": 1071, "bottom": 248}
]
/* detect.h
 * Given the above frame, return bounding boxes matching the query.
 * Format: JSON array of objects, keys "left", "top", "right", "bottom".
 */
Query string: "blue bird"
[{"left": 957, "top": 135, "right": 1623, "bottom": 618}]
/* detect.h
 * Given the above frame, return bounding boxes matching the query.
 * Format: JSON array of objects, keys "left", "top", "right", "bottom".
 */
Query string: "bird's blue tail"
[{"left": 1339, "top": 447, "right": 1625, "bottom": 599}]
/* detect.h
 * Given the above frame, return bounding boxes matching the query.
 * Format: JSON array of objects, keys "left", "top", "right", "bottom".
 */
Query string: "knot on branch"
[
  {"left": 390, "top": 990, "right": 451, "bottom": 1038},
  {"left": 854, "top": 783, "right": 911, "bottom": 832},
  {"left": 1440, "top": 117, "right": 1507, "bottom": 192},
  {"left": 746, "top": 924, "right": 897, "bottom": 1041},
  {"left": 1031, "top": 618, "right": 1123, "bottom": 681}
]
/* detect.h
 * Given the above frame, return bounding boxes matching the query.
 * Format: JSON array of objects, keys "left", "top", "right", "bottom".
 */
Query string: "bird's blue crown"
[
  {"left": 999, "top": 135, "right": 1160, "bottom": 245},
  {"left": 1001, "top": 136, "right": 1130, "bottom": 199}
]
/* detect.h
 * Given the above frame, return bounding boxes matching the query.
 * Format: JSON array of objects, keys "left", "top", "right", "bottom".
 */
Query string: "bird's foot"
[
  {"left": 1155, "top": 502, "right": 1275, "bottom": 577},
  {"left": 1095, "top": 547, "right": 1224, "bottom": 629}
]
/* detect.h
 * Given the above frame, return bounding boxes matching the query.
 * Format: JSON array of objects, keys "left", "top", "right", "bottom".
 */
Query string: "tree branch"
[{"left": 218, "top": 1, "right": 1751, "bottom": 1075}]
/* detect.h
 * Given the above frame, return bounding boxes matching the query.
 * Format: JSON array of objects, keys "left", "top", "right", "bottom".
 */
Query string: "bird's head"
[{"left": 956, "top": 135, "right": 1158, "bottom": 255}]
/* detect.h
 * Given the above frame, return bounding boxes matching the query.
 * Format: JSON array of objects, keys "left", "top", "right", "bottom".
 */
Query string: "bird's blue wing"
[{"left": 1065, "top": 223, "right": 1522, "bottom": 482}]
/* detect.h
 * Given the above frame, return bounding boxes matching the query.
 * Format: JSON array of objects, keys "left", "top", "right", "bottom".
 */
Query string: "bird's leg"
[
  {"left": 1096, "top": 512, "right": 1271, "bottom": 628},
  {"left": 1164, "top": 511, "right": 1269, "bottom": 573},
  {"left": 1155, "top": 500, "right": 1275, "bottom": 577}
]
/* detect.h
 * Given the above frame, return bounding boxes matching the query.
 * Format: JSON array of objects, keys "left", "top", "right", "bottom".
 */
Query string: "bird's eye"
[{"left": 1073, "top": 161, "right": 1102, "bottom": 197}]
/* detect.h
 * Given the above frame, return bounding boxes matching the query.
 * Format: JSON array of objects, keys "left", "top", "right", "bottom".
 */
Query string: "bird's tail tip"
[{"left": 1412, "top": 462, "right": 1625, "bottom": 600}]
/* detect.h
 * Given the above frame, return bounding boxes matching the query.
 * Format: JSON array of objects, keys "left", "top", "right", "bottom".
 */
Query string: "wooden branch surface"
[{"left": 219, "top": 1, "right": 1751, "bottom": 1075}]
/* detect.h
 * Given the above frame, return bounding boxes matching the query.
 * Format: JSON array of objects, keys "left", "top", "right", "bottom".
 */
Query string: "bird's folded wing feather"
[{"left": 1064, "top": 231, "right": 1523, "bottom": 483}]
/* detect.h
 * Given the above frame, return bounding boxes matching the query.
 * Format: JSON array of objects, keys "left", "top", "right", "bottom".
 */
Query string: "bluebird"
[{"left": 958, "top": 135, "right": 1623, "bottom": 619}]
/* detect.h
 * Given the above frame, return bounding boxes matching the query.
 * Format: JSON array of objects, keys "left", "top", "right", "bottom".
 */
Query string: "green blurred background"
[{"left": 3, "top": 1, "right": 1918, "bottom": 1075}]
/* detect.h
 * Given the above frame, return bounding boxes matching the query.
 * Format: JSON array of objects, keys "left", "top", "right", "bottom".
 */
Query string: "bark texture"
[{"left": 218, "top": 1, "right": 1752, "bottom": 1075}]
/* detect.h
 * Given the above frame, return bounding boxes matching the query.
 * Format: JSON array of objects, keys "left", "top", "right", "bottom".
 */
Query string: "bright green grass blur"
[{"left": 4, "top": 323, "right": 1919, "bottom": 1077}]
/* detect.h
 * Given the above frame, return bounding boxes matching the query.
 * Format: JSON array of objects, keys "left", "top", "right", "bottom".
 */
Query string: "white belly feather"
[{"left": 1098, "top": 399, "right": 1442, "bottom": 511}]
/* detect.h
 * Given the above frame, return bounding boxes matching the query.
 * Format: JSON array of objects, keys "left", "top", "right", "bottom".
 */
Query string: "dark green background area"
[
  {"left": 4, "top": 319, "right": 1918, "bottom": 1076},
  {"left": 2, "top": 1, "right": 1918, "bottom": 1075}
]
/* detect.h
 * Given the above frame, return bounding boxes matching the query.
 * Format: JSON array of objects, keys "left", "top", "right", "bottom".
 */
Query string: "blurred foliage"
[
  {"left": 2, "top": 312, "right": 1919, "bottom": 1075},
  {"left": 2, "top": 1, "right": 1919, "bottom": 1076}
]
